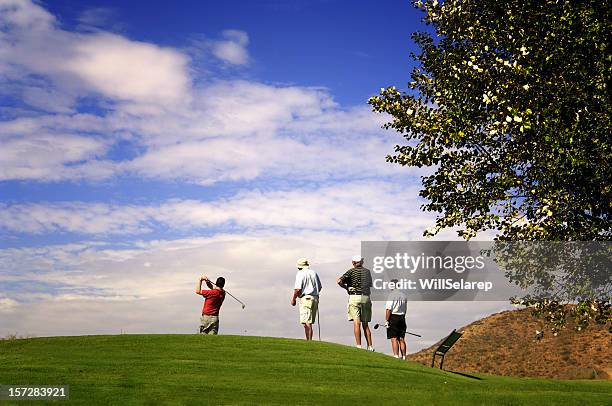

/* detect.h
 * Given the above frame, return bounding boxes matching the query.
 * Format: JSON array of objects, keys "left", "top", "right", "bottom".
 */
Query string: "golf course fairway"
[{"left": 1, "top": 335, "right": 610, "bottom": 405}]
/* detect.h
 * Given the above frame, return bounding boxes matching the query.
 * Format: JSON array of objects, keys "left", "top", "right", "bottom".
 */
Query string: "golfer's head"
[
  {"left": 296, "top": 258, "right": 309, "bottom": 269},
  {"left": 215, "top": 277, "right": 225, "bottom": 288},
  {"left": 351, "top": 255, "right": 363, "bottom": 267}
]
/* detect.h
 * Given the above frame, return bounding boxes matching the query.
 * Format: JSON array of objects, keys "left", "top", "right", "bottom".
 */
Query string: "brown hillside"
[{"left": 408, "top": 308, "right": 611, "bottom": 379}]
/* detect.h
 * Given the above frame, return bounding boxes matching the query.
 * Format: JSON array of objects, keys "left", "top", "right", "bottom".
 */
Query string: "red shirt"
[{"left": 201, "top": 289, "right": 226, "bottom": 316}]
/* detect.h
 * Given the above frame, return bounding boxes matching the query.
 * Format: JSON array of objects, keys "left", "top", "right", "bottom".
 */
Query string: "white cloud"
[
  {"left": 0, "top": 113, "right": 109, "bottom": 136},
  {"left": 0, "top": 181, "right": 429, "bottom": 235},
  {"left": 211, "top": 30, "right": 250, "bottom": 65},
  {"left": 127, "top": 134, "right": 397, "bottom": 185},
  {"left": 20, "top": 85, "right": 77, "bottom": 113},
  {"left": 0, "top": 297, "right": 18, "bottom": 313},
  {"left": 76, "top": 7, "right": 123, "bottom": 32},
  {"left": 0, "top": 201, "right": 148, "bottom": 234},
  {"left": 0, "top": 77, "right": 408, "bottom": 184},
  {"left": 0, "top": 134, "right": 114, "bottom": 181},
  {"left": 112, "top": 80, "right": 403, "bottom": 184},
  {"left": 0, "top": 2, "right": 402, "bottom": 185},
  {"left": 0, "top": 0, "right": 191, "bottom": 106},
  {"left": 65, "top": 33, "right": 190, "bottom": 104},
  {"left": 0, "top": 0, "right": 55, "bottom": 31},
  {"left": 0, "top": 1, "right": 413, "bottom": 185},
  {"left": 154, "top": 181, "right": 429, "bottom": 233},
  {"left": 113, "top": 81, "right": 338, "bottom": 145}
]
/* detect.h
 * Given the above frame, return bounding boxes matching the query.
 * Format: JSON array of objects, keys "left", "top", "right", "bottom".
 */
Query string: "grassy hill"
[
  {"left": 0, "top": 335, "right": 610, "bottom": 405},
  {"left": 409, "top": 309, "right": 611, "bottom": 380}
]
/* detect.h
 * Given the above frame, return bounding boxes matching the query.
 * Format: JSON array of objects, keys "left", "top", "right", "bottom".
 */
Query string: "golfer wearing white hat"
[
  {"left": 337, "top": 255, "right": 374, "bottom": 351},
  {"left": 291, "top": 258, "right": 322, "bottom": 340}
]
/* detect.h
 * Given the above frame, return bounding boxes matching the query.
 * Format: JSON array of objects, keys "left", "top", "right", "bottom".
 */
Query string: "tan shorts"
[
  {"left": 347, "top": 294, "right": 372, "bottom": 322},
  {"left": 200, "top": 314, "right": 219, "bottom": 335},
  {"left": 299, "top": 295, "right": 319, "bottom": 324}
]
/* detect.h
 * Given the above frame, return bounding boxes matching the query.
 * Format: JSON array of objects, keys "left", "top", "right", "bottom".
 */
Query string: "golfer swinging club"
[
  {"left": 291, "top": 258, "right": 322, "bottom": 340},
  {"left": 337, "top": 255, "right": 374, "bottom": 351},
  {"left": 195, "top": 275, "right": 226, "bottom": 335}
]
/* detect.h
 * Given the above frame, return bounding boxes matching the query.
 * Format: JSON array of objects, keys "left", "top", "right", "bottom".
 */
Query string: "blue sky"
[
  {"left": 0, "top": 0, "right": 508, "bottom": 349},
  {"left": 1, "top": 0, "right": 423, "bottom": 244},
  {"left": 46, "top": 0, "right": 421, "bottom": 106}
]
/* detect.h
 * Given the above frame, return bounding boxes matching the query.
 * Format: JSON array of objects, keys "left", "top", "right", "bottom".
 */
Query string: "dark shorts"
[{"left": 387, "top": 314, "right": 406, "bottom": 339}]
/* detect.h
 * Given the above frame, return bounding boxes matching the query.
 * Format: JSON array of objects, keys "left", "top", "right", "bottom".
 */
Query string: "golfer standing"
[
  {"left": 337, "top": 255, "right": 374, "bottom": 351},
  {"left": 385, "top": 279, "right": 408, "bottom": 359},
  {"left": 290, "top": 258, "right": 322, "bottom": 340},
  {"left": 195, "top": 275, "right": 226, "bottom": 335}
]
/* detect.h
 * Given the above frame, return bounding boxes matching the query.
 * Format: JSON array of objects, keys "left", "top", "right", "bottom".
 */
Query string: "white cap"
[
  {"left": 351, "top": 255, "right": 363, "bottom": 263},
  {"left": 296, "top": 258, "right": 309, "bottom": 268}
]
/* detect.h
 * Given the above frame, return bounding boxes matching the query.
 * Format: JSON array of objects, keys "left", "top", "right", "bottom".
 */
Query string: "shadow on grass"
[{"left": 449, "top": 371, "right": 483, "bottom": 380}]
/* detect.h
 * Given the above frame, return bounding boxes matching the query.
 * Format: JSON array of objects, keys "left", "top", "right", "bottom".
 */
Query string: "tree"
[{"left": 368, "top": 0, "right": 611, "bottom": 334}]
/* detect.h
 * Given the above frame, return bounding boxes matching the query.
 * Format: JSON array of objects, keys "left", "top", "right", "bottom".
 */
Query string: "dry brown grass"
[{"left": 408, "top": 308, "right": 611, "bottom": 379}]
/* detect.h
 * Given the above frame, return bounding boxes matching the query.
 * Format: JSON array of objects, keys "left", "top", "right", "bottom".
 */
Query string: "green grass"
[{"left": 0, "top": 335, "right": 610, "bottom": 405}]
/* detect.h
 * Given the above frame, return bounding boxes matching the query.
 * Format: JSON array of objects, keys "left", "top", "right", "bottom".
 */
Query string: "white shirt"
[
  {"left": 294, "top": 267, "right": 322, "bottom": 296},
  {"left": 385, "top": 289, "right": 407, "bottom": 315}
]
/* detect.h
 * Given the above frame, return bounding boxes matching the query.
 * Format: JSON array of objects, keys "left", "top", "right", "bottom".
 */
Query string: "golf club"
[
  {"left": 207, "top": 279, "right": 246, "bottom": 309},
  {"left": 224, "top": 290, "right": 246, "bottom": 309},
  {"left": 373, "top": 323, "right": 421, "bottom": 337},
  {"left": 317, "top": 305, "right": 321, "bottom": 341}
]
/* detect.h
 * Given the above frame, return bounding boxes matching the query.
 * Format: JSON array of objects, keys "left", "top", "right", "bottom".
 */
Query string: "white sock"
[
  {"left": 355, "top": 344, "right": 362, "bottom": 349},
  {"left": 394, "top": 355, "right": 400, "bottom": 358}
]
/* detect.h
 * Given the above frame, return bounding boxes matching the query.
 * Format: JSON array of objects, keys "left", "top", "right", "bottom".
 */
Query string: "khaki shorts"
[
  {"left": 347, "top": 294, "right": 372, "bottom": 322},
  {"left": 299, "top": 295, "right": 319, "bottom": 324},
  {"left": 200, "top": 314, "right": 219, "bottom": 335}
]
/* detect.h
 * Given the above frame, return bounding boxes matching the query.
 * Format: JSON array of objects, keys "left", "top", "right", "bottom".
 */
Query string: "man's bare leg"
[
  {"left": 303, "top": 323, "right": 313, "bottom": 340},
  {"left": 362, "top": 322, "right": 373, "bottom": 347},
  {"left": 399, "top": 337, "right": 407, "bottom": 359},
  {"left": 353, "top": 319, "right": 362, "bottom": 346},
  {"left": 391, "top": 337, "right": 399, "bottom": 356}
]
